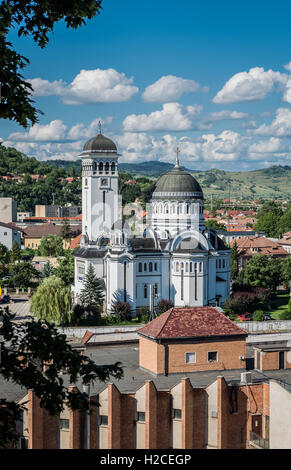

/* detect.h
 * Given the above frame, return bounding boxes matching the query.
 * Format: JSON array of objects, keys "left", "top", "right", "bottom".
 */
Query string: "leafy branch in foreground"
[{"left": 0, "top": 308, "right": 123, "bottom": 447}]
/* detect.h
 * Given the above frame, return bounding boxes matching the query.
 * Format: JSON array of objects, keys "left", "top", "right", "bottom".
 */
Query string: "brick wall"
[{"left": 139, "top": 337, "right": 165, "bottom": 374}]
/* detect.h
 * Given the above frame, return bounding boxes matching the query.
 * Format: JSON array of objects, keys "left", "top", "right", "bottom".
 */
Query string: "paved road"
[{"left": 0, "top": 298, "right": 32, "bottom": 321}]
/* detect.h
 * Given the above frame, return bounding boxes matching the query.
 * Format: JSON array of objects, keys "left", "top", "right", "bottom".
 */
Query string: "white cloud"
[
  {"left": 284, "top": 60, "right": 291, "bottom": 72},
  {"left": 123, "top": 103, "right": 202, "bottom": 132},
  {"left": 62, "top": 68, "right": 138, "bottom": 104},
  {"left": 213, "top": 67, "right": 287, "bottom": 104},
  {"left": 248, "top": 137, "right": 284, "bottom": 159},
  {"left": 28, "top": 68, "right": 139, "bottom": 104},
  {"left": 252, "top": 107, "right": 291, "bottom": 136},
  {"left": 142, "top": 75, "right": 208, "bottom": 102},
  {"left": 203, "top": 110, "right": 249, "bottom": 122},
  {"left": 8, "top": 120, "right": 68, "bottom": 142},
  {"left": 28, "top": 78, "right": 66, "bottom": 96}
]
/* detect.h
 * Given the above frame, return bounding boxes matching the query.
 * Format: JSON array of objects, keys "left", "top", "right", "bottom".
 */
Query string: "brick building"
[{"left": 3, "top": 307, "right": 291, "bottom": 450}]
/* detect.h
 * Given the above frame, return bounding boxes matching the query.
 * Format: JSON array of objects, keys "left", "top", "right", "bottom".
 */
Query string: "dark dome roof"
[
  {"left": 82, "top": 133, "right": 117, "bottom": 153},
  {"left": 152, "top": 166, "right": 203, "bottom": 200}
]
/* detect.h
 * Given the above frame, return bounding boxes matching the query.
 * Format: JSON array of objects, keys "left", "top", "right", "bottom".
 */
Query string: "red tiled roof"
[
  {"left": 70, "top": 233, "right": 82, "bottom": 249},
  {"left": 230, "top": 236, "right": 288, "bottom": 256},
  {"left": 81, "top": 331, "right": 94, "bottom": 345},
  {"left": 23, "top": 222, "right": 82, "bottom": 238},
  {"left": 138, "top": 307, "right": 247, "bottom": 340}
]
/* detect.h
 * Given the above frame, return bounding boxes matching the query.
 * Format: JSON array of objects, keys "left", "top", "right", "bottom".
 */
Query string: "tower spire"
[
  {"left": 174, "top": 147, "right": 180, "bottom": 168},
  {"left": 98, "top": 120, "right": 102, "bottom": 135}
]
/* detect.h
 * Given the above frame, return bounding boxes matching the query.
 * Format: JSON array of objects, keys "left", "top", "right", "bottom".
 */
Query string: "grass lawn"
[{"left": 267, "top": 294, "right": 290, "bottom": 320}]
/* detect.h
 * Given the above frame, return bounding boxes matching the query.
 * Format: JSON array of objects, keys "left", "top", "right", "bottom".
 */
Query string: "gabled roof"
[{"left": 137, "top": 307, "right": 247, "bottom": 340}]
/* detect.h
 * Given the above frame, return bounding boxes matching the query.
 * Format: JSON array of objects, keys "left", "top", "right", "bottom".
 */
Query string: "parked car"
[
  {"left": 264, "top": 313, "right": 273, "bottom": 321},
  {"left": 0, "top": 295, "right": 11, "bottom": 304},
  {"left": 237, "top": 312, "right": 253, "bottom": 322}
]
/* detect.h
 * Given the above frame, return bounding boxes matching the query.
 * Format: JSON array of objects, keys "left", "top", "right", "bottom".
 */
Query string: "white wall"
[{"left": 270, "top": 380, "right": 291, "bottom": 449}]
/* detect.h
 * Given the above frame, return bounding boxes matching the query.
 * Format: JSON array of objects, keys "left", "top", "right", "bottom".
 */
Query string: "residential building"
[
  {"left": 35, "top": 204, "right": 79, "bottom": 218},
  {"left": 0, "top": 197, "right": 17, "bottom": 223},
  {"left": 230, "top": 235, "right": 289, "bottom": 267},
  {"left": 23, "top": 222, "right": 82, "bottom": 250},
  {"left": 0, "top": 221, "right": 21, "bottom": 249}
]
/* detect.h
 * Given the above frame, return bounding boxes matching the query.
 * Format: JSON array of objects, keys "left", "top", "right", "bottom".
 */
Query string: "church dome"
[
  {"left": 82, "top": 133, "right": 117, "bottom": 154},
  {"left": 152, "top": 166, "right": 203, "bottom": 200}
]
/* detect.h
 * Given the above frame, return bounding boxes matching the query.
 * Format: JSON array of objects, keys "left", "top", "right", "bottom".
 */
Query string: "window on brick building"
[
  {"left": 208, "top": 351, "right": 218, "bottom": 362},
  {"left": 185, "top": 352, "right": 196, "bottom": 364},
  {"left": 100, "top": 415, "right": 108, "bottom": 426},
  {"left": 173, "top": 409, "right": 182, "bottom": 420},
  {"left": 137, "top": 412, "right": 145, "bottom": 422},
  {"left": 60, "top": 419, "right": 69, "bottom": 430}
]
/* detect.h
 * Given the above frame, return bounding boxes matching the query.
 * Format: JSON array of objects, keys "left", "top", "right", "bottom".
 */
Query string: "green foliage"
[
  {"left": 288, "top": 297, "right": 291, "bottom": 314},
  {"left": 111, "top": 300, "right": 132, "bottom": 321},
  {"left": 10, "top": 260, "right": 40, "bottom": 287},
  {"left": 37, "top": 235, "right": 64, "bottom": 257},
  {"left": 0, "top": 0, "right": 103, "bottom": 127},
  {"left": 30, "top": 276, "right": 72, "bottom": 325},
  {"left": 41, "top": 261, "right": 56, "bottom": 280},
  {"left": 205, "top": 220, "right": 227, "bottom": 231},
  {"left": 156, "top": 299, "right": 174, "bottom": 314},
  {"left": 0, "top": 242, "right": 10, "bottom": 278},
  {"left": 0, "top": 309, "right": 123, "bottom": 448},
  {"left": 253, "top": 310, "right": 265, "bottom": 321},
  {"left": 280, "top": 310, "right": 291, "bottom": 320},
  {"left": 79, "top": 263, "right": 104, "bottom": 317},
  {"left": 55, "top": 250, "right": 75, "bottom": 285},
  {"left": 9, "top": 240, "right": 21, "bottom": 263},
  {"left": 61, "top": 218, "right": 71, "bottom": 239},
  {"left": 242, "top": 255, "right": 283, "bottom": 291}
]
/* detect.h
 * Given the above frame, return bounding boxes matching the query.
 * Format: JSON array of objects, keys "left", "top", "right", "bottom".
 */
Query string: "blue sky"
[{"left": 2, "top": 0, "right": 291, "bottom": 171}]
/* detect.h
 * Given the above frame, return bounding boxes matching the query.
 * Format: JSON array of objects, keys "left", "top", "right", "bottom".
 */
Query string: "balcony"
[{"left": 249, "top": 431, "right": 269, "bottom": 449}]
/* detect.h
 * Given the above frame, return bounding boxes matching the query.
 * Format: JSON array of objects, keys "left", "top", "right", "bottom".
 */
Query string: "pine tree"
[
  {"left": 230, "top": 240, "right": 240, "bottom": 281},
  {"left": 10, "top": 240, "right": 21, "bottom": 263},
  {"left": 79, "top": 263, "right": 105, "bottom": 317}
]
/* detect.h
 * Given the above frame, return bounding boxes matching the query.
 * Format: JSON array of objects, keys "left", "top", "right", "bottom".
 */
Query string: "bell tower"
[{"left": 80, "top": 123, "right": 121, "bottom": 243}]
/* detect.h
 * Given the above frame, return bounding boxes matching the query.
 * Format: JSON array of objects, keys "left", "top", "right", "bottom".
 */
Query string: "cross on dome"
[
  {"left": 98, "top": 120, "right": 102, "bottom": 135},
  {"left": 174, "top": 147, "right": 180, "bottom": 168}
]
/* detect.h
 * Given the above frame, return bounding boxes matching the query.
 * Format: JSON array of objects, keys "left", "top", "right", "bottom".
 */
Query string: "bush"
[
  {"left": 253, "top": 310, "right": 265, "bottom": 321},
  {"left": 288, "top": 297, "right": 291, "bottom": 314},
  {"left": 280, "top": 310, "right": 291, "bottom": 320},
  {"left": 137, "top": 306, "right": 150, "bottom": 323},
  {"left": 224, "top": 287, "right": 271, "bottom": 317},
  {"left": 156, "top": 299, "right": 174, "bottom": 315},
  {"left": 111, "top": 301, "right": 132, "bottom": 321}
]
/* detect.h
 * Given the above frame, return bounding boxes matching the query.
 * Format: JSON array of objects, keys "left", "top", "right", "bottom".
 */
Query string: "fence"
[{"left": 237, "top": 320, "right": 291, "bottom": 333}]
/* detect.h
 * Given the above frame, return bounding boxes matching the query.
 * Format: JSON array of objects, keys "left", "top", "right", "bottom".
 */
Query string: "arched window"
[
  {"left": 138, "top": 262, "right": 142, "bottom": 273},
  {"left": 105, "top": 162, "right": 109, "bottom": 174},
  {"left": 93, "top": 162, "right": 97, "bottom": 172},
  {"left": 199, "top": 262, "right": 202, "bottom": 273},
  {"left": 99, "top": 162, "right": 103, "bottom": 173},
  {"left": 144, "top": 263, "right": 147, "bottom": 272},
  {"left": 190, "top": 262, "right": 193, "bottom": 273},
  {"left": 181, "top": 262, "right": 184, "bottom": 270},
  {"left": 144, "top": 284, "right": 148, "bottom": 298},
  {"left": 185, "top": 262, "right": 189, "bottom": 273},
  {"left": 154, "top": 262, "right": 158, "bottom": 271},
  {"left": 165, "top": 204, "right": 169, "bottom": 214},
  {"left": 85, "top": 178, "right": 88, "bottom": 186},
  {"left": 111, "top": 162, "right": 116, "bottom": 174},
  {"left": 176, "top": 262, "right": 179, "bottom": 272},
  {"left": 223, "top": 259, "right": 225, "bottom": 268},
  {"left": 194, "top": 262, "right": 197, "bottom": 271},
  {"left": 219, "top": 259, "right": 221, "bottom": 268},
  {"left": 149, "top": 262, "right": 153, "bottom": 272},
  {"left": 186, "top": 204, "right": 190, "bottom": 214}
]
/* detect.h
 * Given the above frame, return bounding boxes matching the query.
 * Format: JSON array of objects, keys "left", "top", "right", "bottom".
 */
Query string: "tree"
[
  {"left": 9, "top": 240, "right": 21, "bottom": 264},
  {"left": 111, "top": 300, "right": 131, "bottom": 321},
  {"left": 55, "top": 250, "right": 75, "bottom": 285},
  {"left": 156, "top": 299, "right": 174, "bottom": 315},
  {"left": 253, "top": 310, "right": 265, "bottom": 321},
  {"left": 30, "top": 276, "right": 72, "bottom": 325},
  {"left": 254, "top": 201, "right": 283, "bottom": 237},
  {"left": 61, "top": 218, "right": 71, "bottom": 240},
  {"left": 0, "top": 0, "right": 103, "bottom": 127},
  {"left": 0, "top": 242, "right": 10, "bottom": 278},
  {"left": 242, "top": 255, "right": 282, "bottom": 292},
  {"left": 0, "top": 309, "right": 123, "bottom": 448},
  {"left": 230, "top": 241, "right": 240, "bottom": 281},
  {"left": 79, "top": 264, "right": 104, "bottom": 317},
  {"left": 41, "top": 261, "right": 56, "bottom": 280},
  {"left": 10, "top": 260, "right": 40, "bottom": 287},
  {"left": 205, "top": 220, "right": 226, "bottom": 231},
  {"left": 37, "top": 235, "right": 64, "bottom": 257}
]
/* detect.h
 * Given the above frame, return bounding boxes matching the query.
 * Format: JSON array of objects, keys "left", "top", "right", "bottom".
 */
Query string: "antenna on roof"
[{"left": 174, "top": 147, "right": 180, "bottom": 168}]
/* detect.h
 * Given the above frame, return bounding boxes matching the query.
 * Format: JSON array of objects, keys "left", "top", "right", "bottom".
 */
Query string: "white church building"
[{"left": 73, "top": 129, "right": 230, "bottom": 313}]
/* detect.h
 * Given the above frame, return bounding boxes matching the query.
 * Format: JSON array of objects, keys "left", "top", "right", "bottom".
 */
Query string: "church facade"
[{"left": 73, "top": 130, "right": 230, "bottom": 313}]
